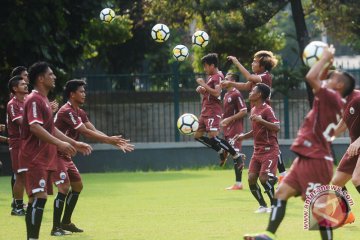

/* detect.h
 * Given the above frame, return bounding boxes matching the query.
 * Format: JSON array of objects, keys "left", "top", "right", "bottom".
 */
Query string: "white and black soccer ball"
[
  {"left": 173, "top": 45, "right": 189, "bottom": 62},
  {"left": 100, "top": 8, "right": 116, "bottom": 23},
  {"left": 192, "top": 30, "right": 209, "bottom": 48},
  {"left": 177, "top": 113, "right": 199, "bottom": 135},
  {"left": 151, "top": 23, "right": 170, "bottom": 42},
  {"left": 302, "top": 41, "right": 328, "bottom": 67}
]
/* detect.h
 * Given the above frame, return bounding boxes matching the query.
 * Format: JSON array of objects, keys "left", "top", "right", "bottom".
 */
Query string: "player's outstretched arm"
[
  {"left": 305, "top": 45, "right": 335, "bottom": 93},
  {"left": 30, "top": 123, "right": 76, "bottom": 156},
  {"left": 0, "top": 135, "right": 8, "bottom": 143},
  {"left": 78, "top": 123, "right": 134, "bottom": 153},
  {"left": 227, "top": 56, "right": 262, "bottom": 84},
  {"left": 54, "top": 127, "right": 92, "bottom": 155},
  {"left": 221, "top": 81, "right": 252, "bottom": 92},
  {"left": 331, "top": 119, "right": 347, "bottom": 141}
]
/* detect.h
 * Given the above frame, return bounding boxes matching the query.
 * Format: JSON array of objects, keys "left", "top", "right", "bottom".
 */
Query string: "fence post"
[
  {"left": 172, "top": 62, "right": 180, "bottom": 142},
  {"left": 283, "top": 95, "right": 290, "bottom": 139}
]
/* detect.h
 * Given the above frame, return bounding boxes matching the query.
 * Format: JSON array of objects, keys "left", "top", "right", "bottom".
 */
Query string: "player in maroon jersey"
[
  {"left": 221, "top": 73, "right": 247, "bottom": 190},
  {"left": 330, "top": 85, "right": 359, "bottom": 225},
  {"left": 51, "top": 79, "right": 134, "bottom": 235},
  {"left": 244, "top": 46, "right": 356, "bottom": 240},
  {"left": 195, "top": 53, "right": 245, "bottom": 170},
  {"left": 235, "top": 83, "right": 280, "bottom": 213},
  {"left": 21, "top": 62, "right": 92, "bottom": 240},
  {"left": 6, "top": 75, "right": 28, "bottom": 216},
  {"left": 221, "top": 51, "right": 287, "bottom": 182},
  {"left": 9, "top": 66, "right": 29, "bottom": 209}
]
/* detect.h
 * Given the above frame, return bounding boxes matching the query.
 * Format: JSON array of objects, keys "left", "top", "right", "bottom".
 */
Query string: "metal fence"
[{"left": 77, "top": 65, "right": 359, "bottom": 143}]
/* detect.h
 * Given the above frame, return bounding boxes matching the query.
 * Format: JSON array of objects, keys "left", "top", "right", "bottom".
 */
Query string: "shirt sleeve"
[
  {"left": 27, "top": 98, "right": 45, "bottom": 125},
  {"left": 7, "top": 103, "right": 22, "bottom": 122},
  {"left": 61, "top": 109, "right": 84, "bottom": 130},
  {"left": 235, "top": 93, "right": 247, "bottom": 111},
  {"left": 263, "top": 107, "right": 280, "bottom": 124},
  {"left": 79, "top": 109, "right": 89, "bottom": 124}
]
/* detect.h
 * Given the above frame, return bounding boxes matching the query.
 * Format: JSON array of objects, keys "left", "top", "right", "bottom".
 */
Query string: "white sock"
[{"left": 280, "top": 171, "right": 287, "bottom": 176}]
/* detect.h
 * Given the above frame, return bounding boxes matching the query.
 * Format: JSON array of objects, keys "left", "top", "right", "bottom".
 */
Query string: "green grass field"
[{"left": 0, "top": 169, "right": 359, "bottom": 240}]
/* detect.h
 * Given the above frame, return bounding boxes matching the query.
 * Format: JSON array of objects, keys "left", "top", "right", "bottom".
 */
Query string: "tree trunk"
[{"left": 290, "top": 0, "right": 314, "bottom": 109}]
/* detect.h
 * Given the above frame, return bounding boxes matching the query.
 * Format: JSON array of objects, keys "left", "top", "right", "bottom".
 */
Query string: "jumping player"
[
  {"left": 195, "top": 53, "right": 244, "bottom": 170},
  {"left": 244, "top": 46, "right": 355, "bottom": 240},
  {"left": 222, "top": 51, "right": 287, "bottom": 182},
  {"left": 51, "top": 79, "right": 134, "bottom": 235},
  {"left": 7, "top": 76, "right": 28, "bottom": 216},
  {"left": 21, "top": 62, "right": 92, "bottom": 240},
  {"left": 221, "top": 73, "right": 247, "bottom": 190},
  {"left": 235, "top": 83, "right": 280, "bottom": 213}
]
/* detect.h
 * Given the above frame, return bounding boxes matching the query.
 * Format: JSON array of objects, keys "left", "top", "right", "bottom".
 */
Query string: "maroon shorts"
[
  {"left": 337, "top": 152, "right": 359, "bottom": 175},
  {"left": 248, "top": 151, "right": 278, "bottom": 177},
  {"left": 283, "top": 156, "right": 333, "bottom": 200},
  {"left": 198, "top": 115, "right": 221, "bottom": 132},
  {"left": 53, "top": 157, "right": 82, "bottom": 185},
  {"left": 9, "top": 146, "right": 20, "bottom": 173},
  {"left": 25, "top": 167, "right": 53, "bottom": 197}
]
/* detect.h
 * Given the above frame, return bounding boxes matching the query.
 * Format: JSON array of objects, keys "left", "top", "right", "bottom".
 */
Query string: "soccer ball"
[
  {"left": 173, "top": 45, "right": 189, "bottom": 61},
  {"left": 177, "top": 113, "right": 199, "bottom": 135},
  {"left": 100, "top": 8, "right": 116, "bottom": 23},
  {"left": 302, "top": 41, "right": 328, "bottom": 67},
  {"left": 151, "top": 24, "right": 170, "bottom": 42},
  {"left": 192, "top": 30, "right": 209, "bottom": 48}
]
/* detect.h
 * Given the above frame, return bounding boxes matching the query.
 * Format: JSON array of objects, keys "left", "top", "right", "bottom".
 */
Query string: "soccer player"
[
  {"left": 7, "top": 75, "right": 28, "bottom": 216},
  {"left": 195, "top": 53, "right": 244, "bottom": 170},
  {"left": 243, "top": 46, "right": 355, "bottom": 240},
  {"left": 221, "top": 73, "right": 247, "bottom": 190},
  {"left": 235, "top": 83, "right": 280, "bottom": 212},
  {"left": 20, "top": 62, "right": 92, "bottom": 240},
  {"left": 51, "top": 79, "right": 134, "bottom": 235},
  {"left": 9, "top": 66, "right": 29, "bottom": 209},
  {"left": 330, "top": 79, "right": 359, "bottom": 225},
  {"left": 222, "top": 51, "right": 287, "bottom": 182}
]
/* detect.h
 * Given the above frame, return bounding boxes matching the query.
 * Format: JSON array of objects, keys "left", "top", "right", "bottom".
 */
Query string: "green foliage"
[{"left": 0, "top": 0, "right": 132, "bottom": 111}]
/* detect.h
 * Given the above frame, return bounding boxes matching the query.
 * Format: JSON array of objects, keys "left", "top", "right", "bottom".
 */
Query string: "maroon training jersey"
[
  {"left": 200, "top": 72, "right": 224, "bottom": 117},
  {"left": 291, "top": 87, "right": 343, "bottom": 160},
  {"left": 54, "top": 102, "right": 89, "bottom": 160},
  {"left": 6, "top": 97, "right": 24, "bottom": 148},
  {"left": 19, "top": 90, "right": 57, "bottom": 170},
  {"left": 223, "top": 88, "right": 247, "bottom": 133},
  {"left": 55, "top": 102, "right": 89, "bottom": 141},
  {"left": 251, "top": 103, "right": 279, "bottom": 154},
  {"left": 343, "top": 90, "right": 360, "bottom": 142}
]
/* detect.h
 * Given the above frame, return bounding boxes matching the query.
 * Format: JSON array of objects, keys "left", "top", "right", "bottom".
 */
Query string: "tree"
[{"left": 0, "top": 0, "right": 132, "bottom": 119}]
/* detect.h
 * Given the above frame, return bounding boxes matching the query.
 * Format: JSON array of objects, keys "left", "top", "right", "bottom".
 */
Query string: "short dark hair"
[
  {"left": 201, "top": 53, "right": 218, "bottom": 67},
  {"left": 64, "top": 79, "right": 87, "bottom": 100},
  {"left": 256, "top": 83, "right": 271, "bottom": 101},
  {"left": 10, "top": 66, "right": 27, "bottom": 78},
  {"left": 28, "top": 62, "right": 50, "bottom": 86},
  {"left": 340, "top": 71, "right": 356, "bottom": 97},
  {"left": 226, "top": 73, "right": 239, "bottom": 82},
  {"left": 8, "top": 75, "right": 24, "bottom": 94}
]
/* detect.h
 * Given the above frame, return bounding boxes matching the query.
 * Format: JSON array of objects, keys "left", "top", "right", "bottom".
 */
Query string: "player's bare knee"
[
  {"left": 57, "top": 183, "right": 70, "bottom": 194},
  {"left": 71, "top": 181, "right": 83, "bottom": 192},
  {"left": 259, "top": 175, "right": 269, "bottom": 185}
]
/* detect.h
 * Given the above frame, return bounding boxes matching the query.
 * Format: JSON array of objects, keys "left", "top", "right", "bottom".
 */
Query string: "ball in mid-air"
[
  {"left": 151, "top": 24, "right": 170, "bottom": 42},
  {"left": 173, "top": 45, "right": 189, "bottom": 62},
  {"left": 177, "top": 113, "right": 199, "bottom": 135},
  {"left": 192, "top": 30, "right": 209, "bottom": 48},
  {"left": 100, "top": 8, "right": 116, "bottom": 23},
  {"left": 302, "top": 41, "right": 328, "bottom": 67}
]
